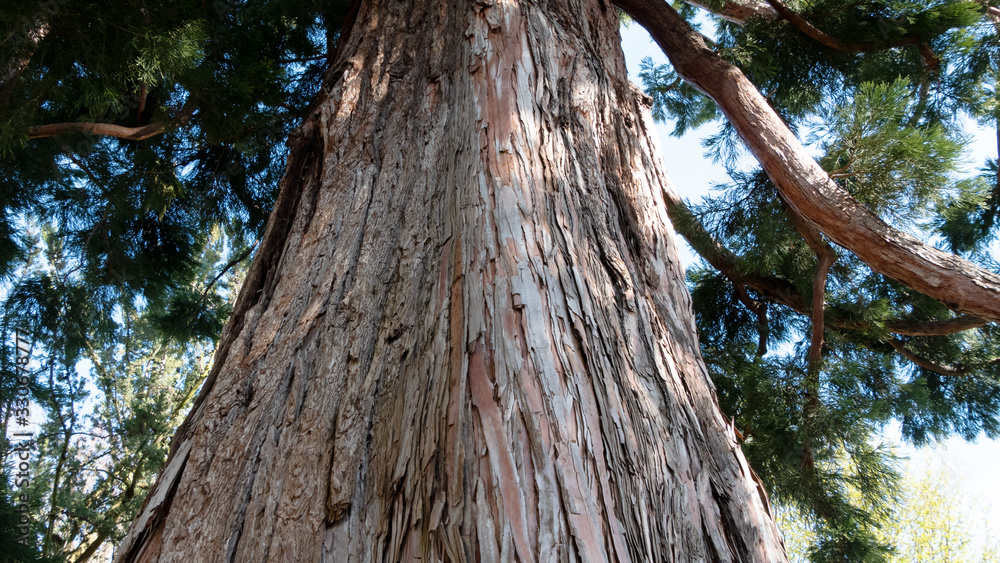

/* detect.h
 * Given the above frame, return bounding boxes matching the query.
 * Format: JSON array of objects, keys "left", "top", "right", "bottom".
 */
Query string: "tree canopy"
[
  {"left": 628, "top": 0, "right": 1000, "bottom": 559},
  {"left": 2, "top": 0, "right": 1000, "bottom": 561}
]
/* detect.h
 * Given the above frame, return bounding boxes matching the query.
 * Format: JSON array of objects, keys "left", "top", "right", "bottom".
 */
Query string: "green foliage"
[
  {"left": 639, "top": 56, "right": 719, "bottom": 135},
  {"left": 0, "top": 0, "right": 347, "bottom": 296},
  {"left": 1, "top": 224, "right": 227, "bottom": 561},
  {"left": 642, "top": 0, "right": 1000, "bottom": 560},
  {"left": 0, "top": 2, "right": 351, "bottom": 558},
  {"left": 815, "top": 79, "right": 962, "bottom": 222},
  {"left": 779, "top": 453, "right": 1000, "bottom": 563},
  {"left": 883, "top": 457, "right": 1000, "bottom": 562},
  {"left": 0, "top": 471, "right": 43, "bottom": 562},
  {"left": 935, "top": 170, "right": 1000, "bottom": 255},
  {"left": 2, "top": 0, "right": 1000, "bottom": 560}
]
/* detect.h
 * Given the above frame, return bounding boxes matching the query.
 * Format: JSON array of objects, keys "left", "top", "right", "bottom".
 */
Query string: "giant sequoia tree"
[
  {"left": 114, "top": 0, "right": 792, "bottom": 559},
  {"left": 4, "top": 0, "right": 1000, "bottom": 561}
]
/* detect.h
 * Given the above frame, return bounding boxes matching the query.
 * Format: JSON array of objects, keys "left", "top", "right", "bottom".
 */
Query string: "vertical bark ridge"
[{"left": 118, "top": 0, "right": 788, "bottom": 561}]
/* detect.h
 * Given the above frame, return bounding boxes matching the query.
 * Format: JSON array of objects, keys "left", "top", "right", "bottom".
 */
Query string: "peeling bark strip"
[
  {"left": 118, "top": 0, "right": 788, "bottom": 560},
  {"left": 617, "top": 0, "right": 1000, "bottom": 323}
]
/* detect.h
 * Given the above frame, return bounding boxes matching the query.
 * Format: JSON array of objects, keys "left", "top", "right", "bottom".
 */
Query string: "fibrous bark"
[{"left": 118, "top": 0, "right": 787, "bottom": 560}]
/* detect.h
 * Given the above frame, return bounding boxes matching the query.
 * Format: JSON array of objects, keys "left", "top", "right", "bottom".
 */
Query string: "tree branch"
[
  {"left": 62, "top": 150, "right": 103, "bottom": 187},
  {"left": 762, "top": 0, "right": 939, "bottom": 69},
  {"left": 194, "top": 241, "right": 259, "bottom": 309},
  {"left": 72, "top": 528, "right": 111, "bottom": 563},
  {"left": 617, "top": 0, "right": 1000, "bottom": 322},
  {"left": 763, "top": 0, "right": 848, "bottom": 50},
  {"left": 686, "top": 0, "right": 952, "bottom": 74},
  {"left": 661, "top": 186, "right": 806, "bottom": 311},
  {"left": 887, "top": 338, "right": 967, "bottom": 377},
  {"left": 279, "top": 54, "right": 329, "bottom": 63},
  {"left": 807, "top": 250, "right": 834, "bottom": 363},
  {"left": 661, "top": 189, "right": 986, "bottom": 338},
  {"left": 30, "top": 121, "right": 171, "bottom": 142},
  {"left": 885, "top": 315, "right": 988, "bottom": 336},
  {"left": 682, "top": 0, "right": 778, "bottom": 24},
  {"left": 29, "top": 99, "right": 196, "bottom": 142},
  {"left": 779, "top": 196, "right": 836, "bottom": 364}
]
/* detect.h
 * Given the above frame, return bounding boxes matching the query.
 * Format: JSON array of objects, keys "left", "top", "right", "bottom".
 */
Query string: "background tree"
[
  {"left": 2, "top": 0, "right": 1000, "bottom": 561},
  {"left": 883, "top": 458, "right": 1000, "bottom": 563},
  {"left": 2, "top": 221, "right": 230, "bottom": 561},
  {"left": 777, "top": 451, "right": 1000, "bottom": 563}
]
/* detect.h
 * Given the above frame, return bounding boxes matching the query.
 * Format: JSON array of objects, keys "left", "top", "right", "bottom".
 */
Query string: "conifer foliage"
[
  {"left": 638, "top": 1, "right": 1000, "bottom": 559},
  {"left": 1, "top": 0, "right": 1000, "bottom": 561},
  {"left": 1, "top": 1, "right": 345, "bottom": 559}
]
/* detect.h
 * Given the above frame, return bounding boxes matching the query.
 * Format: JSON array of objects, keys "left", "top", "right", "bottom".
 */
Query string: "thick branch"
[
  {"left": 779, "top": 195, "right": 836, "bottom": 364},
  {"left": 807, "top": 250, "right": 834, "bottom": 363},
  {"left": 73, "top": 528, "right": 112, "bottom": 563},
  {"left": 29, "top": 100, "right": 195, "bottom": 142},
  {"left": 887, "top": 338, "right": 967, "bottom": 377},
  {"left": 885, "top": 315, "right": 988, "bottom": 336},
  {"left": 30, "top": 121, "right": 173, "bottom": 141},
  {"left": 662, "top": 186, "right": 806, "bottom": 311},
  {"left": 764, "top": 0, "right": 847, "bottom": 50},
  {"left": 682, "top": 0, "right": 778, "bottom": 24},
  {"left": 762, "top": 0, "right": 939, "bottom": 69},
  {"left": 618, "top": 0, "right": 1000, "bottom": 322},
  {"left": 662, "top": 189, "right": 986, "bottom": 337},
  {"left": 686, "top": 0, "right": 941, "bottom": 72}
]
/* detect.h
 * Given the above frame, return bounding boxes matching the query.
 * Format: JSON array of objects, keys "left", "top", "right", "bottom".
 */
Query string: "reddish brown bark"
[
  {"left": 117, "top": 0, "right": 788, "bottom": 560},
  {"left": 682, "top": 0, "right": 777, "bottom": 23}
]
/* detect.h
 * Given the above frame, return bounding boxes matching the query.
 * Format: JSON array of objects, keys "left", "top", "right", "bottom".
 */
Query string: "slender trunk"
[
  {"left": 74, "top": 528, "right": 111, "bottom": 563},
  {"left": 44, "top": 357, "right": 76, "bottom": 558},
  {"left": 118, "top": 0, "right": 787, "bottom": 560}
]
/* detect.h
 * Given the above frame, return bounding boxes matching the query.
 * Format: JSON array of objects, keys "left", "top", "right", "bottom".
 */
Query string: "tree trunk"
[{"left": 117, "top": 0, "right": 787, "bottom": 560}]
